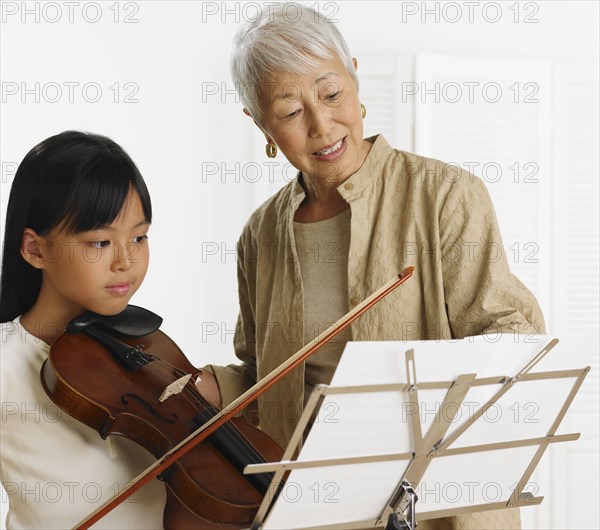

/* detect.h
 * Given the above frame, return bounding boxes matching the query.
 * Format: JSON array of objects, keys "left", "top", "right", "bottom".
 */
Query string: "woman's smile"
[{"left": 312, "top": 136, "right": 347, "bottom": 161}]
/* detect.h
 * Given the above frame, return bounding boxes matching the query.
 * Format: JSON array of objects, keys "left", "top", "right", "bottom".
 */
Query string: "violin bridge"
[{"left": 159, "top": 374, "right": 192, "bottom": 402}]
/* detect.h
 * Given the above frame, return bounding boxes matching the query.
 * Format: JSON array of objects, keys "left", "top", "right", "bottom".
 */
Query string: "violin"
[
  {"left": 41, "top": 305, "right": 283, "bottom": 529},
  {"left": 41, "top": 268, "right": 414, "bottom": 528}
]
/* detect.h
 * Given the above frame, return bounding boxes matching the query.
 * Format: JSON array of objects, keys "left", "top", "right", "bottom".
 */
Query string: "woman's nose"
[{"left": 308, "top": 107, "right": 332, "bottom": 138}]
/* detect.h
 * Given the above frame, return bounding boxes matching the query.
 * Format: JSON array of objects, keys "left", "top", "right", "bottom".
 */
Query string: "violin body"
[{"left": 42, "top": 318, "right": 282, "bottom": 528}]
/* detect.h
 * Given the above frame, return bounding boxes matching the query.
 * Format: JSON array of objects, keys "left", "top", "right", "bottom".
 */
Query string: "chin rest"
[{"left": 67, "top": 305, "right": 163, "bottom": 338}]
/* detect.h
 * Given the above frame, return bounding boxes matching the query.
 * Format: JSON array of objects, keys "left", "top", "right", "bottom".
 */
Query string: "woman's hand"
[{"left": 195, "top": 369, "right": 223, "bottom": 409}]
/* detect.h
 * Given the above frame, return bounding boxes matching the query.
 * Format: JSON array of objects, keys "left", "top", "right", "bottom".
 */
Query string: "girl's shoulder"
[
  {"left": 1, "top": 318, "right": 50, "bottom": 397},
  {"left": 1, "top": 317, "right": 46, "bottom": 350},
  {"left": 1, "top": 318, "right": 26, "bottom": 355}
]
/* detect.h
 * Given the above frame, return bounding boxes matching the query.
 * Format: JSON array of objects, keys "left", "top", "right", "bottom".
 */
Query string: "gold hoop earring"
[
  {"left": 360, "top": 103, "right": 367, "bottom": 119},
  {"left": 266, "top": 142, "right": 277, "bottom": 158}
]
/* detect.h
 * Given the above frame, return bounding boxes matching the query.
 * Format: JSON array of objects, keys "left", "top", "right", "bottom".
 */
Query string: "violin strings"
[
  {"left": 184, "top": 379, "right": 268, "bottom": 465},
  {"left": 153, "top": 357, "right": 267, "bottom": 465},
  {"left": 158, "top": 361, "right": 268, "bottom": 467},
  {"left": 128, "top": 355, "right": 265, "bottom": 465},
  {"left": 132, "top": 354, "right": 267, "bottom": 467}
]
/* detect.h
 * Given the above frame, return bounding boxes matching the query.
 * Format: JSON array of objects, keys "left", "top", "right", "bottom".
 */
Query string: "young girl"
[{"left": 0, "top": 131, "right": 166, "bottom": 528}]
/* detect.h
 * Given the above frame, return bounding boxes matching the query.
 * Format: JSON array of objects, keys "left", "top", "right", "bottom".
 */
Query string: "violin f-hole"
[{"left": 120, "top": 394, "right": 178, "bottom": 424}]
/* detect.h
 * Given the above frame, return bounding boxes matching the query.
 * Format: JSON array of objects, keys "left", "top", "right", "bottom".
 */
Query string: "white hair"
[{"left": 230, "top": 3, "right": 359, "bottom": 126}]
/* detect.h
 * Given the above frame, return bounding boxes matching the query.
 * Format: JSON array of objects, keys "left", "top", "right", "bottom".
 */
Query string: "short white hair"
[{"left": 230, "top": 3, "right": 359, "bottom": 126}]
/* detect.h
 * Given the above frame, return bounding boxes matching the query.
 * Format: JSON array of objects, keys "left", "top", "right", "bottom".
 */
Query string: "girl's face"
[
  {"left": 32, "top": 190, "right": 150, "bottom": 319},
  {"left": 257, "top": 55, "right": 369, "bottom": 185}
]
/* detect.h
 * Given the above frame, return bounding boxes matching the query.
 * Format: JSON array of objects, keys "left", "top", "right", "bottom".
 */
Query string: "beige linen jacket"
[{"left": 208, "top": 134, "right": 544, "bottom": 529}]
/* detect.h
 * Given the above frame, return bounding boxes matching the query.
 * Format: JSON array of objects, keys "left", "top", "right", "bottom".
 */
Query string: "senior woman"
[{"left": 198, "top": 4, "right": 544, "bottom": 529}]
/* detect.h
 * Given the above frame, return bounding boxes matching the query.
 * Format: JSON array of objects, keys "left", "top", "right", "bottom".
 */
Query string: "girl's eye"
[
  {"left": 133, "top": 235, "right": 149, "bottom": 244},
  {"left": 90, "top": 240, "right": 111, "bottom": 249}
]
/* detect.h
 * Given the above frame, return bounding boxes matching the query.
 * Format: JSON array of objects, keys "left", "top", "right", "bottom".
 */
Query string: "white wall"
[
  {"left": 1, "top": 1, "right": 598, "bottom": 528},
  {"left": 1, "top": 1, "right": 597, "bottom": 363}
]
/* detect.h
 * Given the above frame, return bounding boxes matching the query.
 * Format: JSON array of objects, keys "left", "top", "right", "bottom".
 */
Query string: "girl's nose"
[{"left": 110, "top": 242, "right": 135, "bottom": 272}]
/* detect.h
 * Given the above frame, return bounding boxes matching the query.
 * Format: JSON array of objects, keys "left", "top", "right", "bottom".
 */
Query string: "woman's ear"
[
  {"left": 243, "top": 107, "right": 260, "bottom": 127},
  {"left": 352, "top": 57, "right": 358, "bottom": 72},
  {"left": 244, "top": 107, "right": 267, "bottom": 134},
  {"left": 21, "top": 228, "right": 45, "bottom": 270}
]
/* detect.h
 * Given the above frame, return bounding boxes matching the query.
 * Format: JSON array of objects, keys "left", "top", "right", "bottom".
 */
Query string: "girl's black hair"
[{"left": 0, "top": 130, "right": 152, "bottom": 323}]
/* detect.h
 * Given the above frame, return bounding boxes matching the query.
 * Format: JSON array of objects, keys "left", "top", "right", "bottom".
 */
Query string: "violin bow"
[{"left": 74, "top": 266, "right": 415, "bottom": 529}]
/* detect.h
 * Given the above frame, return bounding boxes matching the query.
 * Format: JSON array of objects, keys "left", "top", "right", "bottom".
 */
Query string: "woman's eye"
[
  {"left": 285, "top": 110, "right": 300, "bottom": 119},
  {"left": 90, "top": 240, "right": 111, "bottom": 249},
  {"left": 327, "top": 91, "right": 341, "bottom": 101}
]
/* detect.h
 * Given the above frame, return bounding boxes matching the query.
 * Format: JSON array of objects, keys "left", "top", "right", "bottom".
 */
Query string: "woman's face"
[
  {"left": 257, "top": 54, "right": 368, "bottom": 185},
  {"left": 33, "top": 190, "right": 150, "bottom": 319}
]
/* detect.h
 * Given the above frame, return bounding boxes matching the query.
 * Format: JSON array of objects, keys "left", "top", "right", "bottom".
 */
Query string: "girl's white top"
[{"left": 0, "top": 317, "right": 166, "bottom": 529}]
